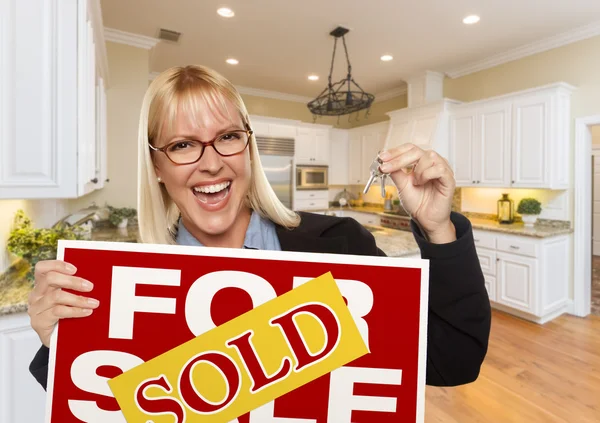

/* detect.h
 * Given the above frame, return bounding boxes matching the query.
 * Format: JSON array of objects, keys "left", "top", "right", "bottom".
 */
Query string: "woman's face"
[{"left": 153, "top": 98, "right": 252, "bottom": 238}]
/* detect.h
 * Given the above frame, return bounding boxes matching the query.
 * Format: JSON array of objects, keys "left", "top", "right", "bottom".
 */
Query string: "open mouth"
[{"left": 192, "top": 181, "right": 231, "bottom": 205}]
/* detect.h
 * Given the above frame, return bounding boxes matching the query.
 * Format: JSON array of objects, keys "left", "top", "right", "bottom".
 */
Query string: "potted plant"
[
  {"left": 108, "top": 206, "right": 137, "bottom": 228},
  {"left": 7, "top": 210, "right": 82, "bottom": 282},
  {"left": 517, "top": 198, "right": 542, "bottom": 227}
]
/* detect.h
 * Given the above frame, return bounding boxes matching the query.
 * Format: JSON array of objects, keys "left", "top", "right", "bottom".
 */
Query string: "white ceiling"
[{"left": 100, "top": 0, "right": 600, "bottom": 98}]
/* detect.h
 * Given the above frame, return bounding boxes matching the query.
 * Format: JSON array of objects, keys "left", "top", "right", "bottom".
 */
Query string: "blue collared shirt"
[{"left": 175, "top": 211, "right": 282, "bottom": 250}]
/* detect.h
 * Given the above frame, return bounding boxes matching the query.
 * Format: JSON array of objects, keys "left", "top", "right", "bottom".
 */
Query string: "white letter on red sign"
[
  {"left": 294, "top": 277, "right": 373, "bottom": 350},
  {"left": 68, "top": 350, "right": 143, "bottom": 422},
  {"left": 270, "top": 302, "right": 340, "bottom": 372},
  {"left": 135, "top": 375, "right": 185, "bottom": 423},
  {"left": 178, "top": 351, "right": 241, "bottom": 414},
  {"left": 109, "top": 266, "right": 180, "bottom": 339},
  {"left": 185, "top": 271, "right": 277, "bottom": 336},
  {"left": 226, "top": 330, "right": 292, "bottom": 393},
  {"left": 327, "top": 367, "right": 402, "bottom": 422}
]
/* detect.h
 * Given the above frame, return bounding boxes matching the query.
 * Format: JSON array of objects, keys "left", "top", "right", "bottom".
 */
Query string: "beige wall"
[
  {"left": 69, "top": 42, "right": 149, "bottom": 211},
  {"left": 592, "top": 125, "right": 600, "bottom": 145}
]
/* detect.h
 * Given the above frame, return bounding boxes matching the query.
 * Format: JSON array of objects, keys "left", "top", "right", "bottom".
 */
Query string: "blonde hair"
[{"left": 137, "top": 65, "right": 300, "bottom": 244}]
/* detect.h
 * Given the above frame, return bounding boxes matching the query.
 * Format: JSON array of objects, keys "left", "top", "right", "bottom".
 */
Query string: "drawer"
[
  {"left": 483, "top": 274, "right": 497, "bottom": 302},
  {"left": 476, "top": 247, "right": 497, "bottom": 276},
  {"left": 295, "top": 198, "right": 328, "bottom": 211},
  {"left": 344, "top": 211, "right": 380, "bottom": 226},
  {"left": 295, "top": 190, "right": 329, "bottom": 201},
  {"left": 473, "top": 230, "right": 496, "bottom": 250},
  {"left": 497, "top": 235, "right": 539, "bottom": 258}
]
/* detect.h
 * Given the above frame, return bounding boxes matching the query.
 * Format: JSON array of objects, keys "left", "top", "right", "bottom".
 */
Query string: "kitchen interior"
[{"left": 1, "top": 0, "right": 600, "bottom": 421}]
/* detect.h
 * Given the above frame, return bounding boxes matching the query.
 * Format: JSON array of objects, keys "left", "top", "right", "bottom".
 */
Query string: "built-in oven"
[{"left": 296, "top": 165, "right": 328, "bottom": 190}]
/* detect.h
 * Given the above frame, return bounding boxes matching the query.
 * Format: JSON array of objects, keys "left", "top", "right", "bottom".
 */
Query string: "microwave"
[{"left": 296, "top": 165, "right": 328, "bottom": 190}]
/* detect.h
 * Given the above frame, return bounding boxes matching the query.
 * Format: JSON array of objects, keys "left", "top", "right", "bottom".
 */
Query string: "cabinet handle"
[
  {"left": 509, "top": 245, "right": 520, "bottom": 250},
  {"left": 105, "top": 178, "right": 110, "bottom": 183},
  {"left": 90, "top": 178, "right": 98, "bottom": 183},
  {"left": 474, "top": 238, "right": 480, "bottom": 242},
  {"left": 512, "top": 180, "right": 515, "bottom": 184},
  {"left": 477, "top": 180, "right": 480, "bottom": 183},
  {"left": 497, "top": 258, "right": 500, "bottom": 262}
]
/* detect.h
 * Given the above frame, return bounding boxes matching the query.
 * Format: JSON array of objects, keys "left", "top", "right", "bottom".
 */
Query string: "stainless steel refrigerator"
[{"left": 256, "top": 136, "right": 294, "bottom": 209}]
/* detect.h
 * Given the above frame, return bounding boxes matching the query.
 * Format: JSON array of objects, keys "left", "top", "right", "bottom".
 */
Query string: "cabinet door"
[
  {"left": 476, "top": 247, "right": 497, "bottom": 276},
  {"left": 361, "top": 132, "right": 384, "bottom": 186},
  {"left": 449, "top": 110, "right": 477, "bottom": 186},
  {"left": 314, "top": 129, "right": 330, "bottom": 165},
  {"left": 0, "top": 0, "right": 79, "bottom": 199},
  {"left": 295, "top": 128, "right": 316, "bottom": 164},
  {"left": 497, "top": 252, "right": 538, "bottom": 314},
  {"left": 348, "top": 134, "right": 363, "bottom": 185},
  {"left": 329, "top": 129, "right": 349, "bottom": 185},
  {"left": 478, "top": 102, "right": 511, "bottom": 186},
  {"left": 484, "top": 275, "right": 497, "bottom": 302},
  {"left": 0, "top": 314, "right": 47, "bottom": 423},
  {"left": 511, "top": 94, "right": 551, "bottom": 187}
]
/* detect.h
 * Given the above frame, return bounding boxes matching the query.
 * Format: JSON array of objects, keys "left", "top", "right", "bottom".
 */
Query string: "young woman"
[{"left": 28, "top": 65, "right": 491, "bottom": 389}]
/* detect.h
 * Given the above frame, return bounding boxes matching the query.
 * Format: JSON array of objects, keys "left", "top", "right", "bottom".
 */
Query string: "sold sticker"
[{"left": 107, "top": 272, "right": 369, "bottom": 422}]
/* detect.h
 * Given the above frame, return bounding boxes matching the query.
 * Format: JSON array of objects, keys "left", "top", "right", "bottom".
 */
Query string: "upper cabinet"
[
  {"left": 346, "top": 121, "right": 388, "bottom": 186},
  {"left": 249, "top": 116, "right": 331, "bottom": 166},
  {"left": 0, "top": 0, "right": 108, "bottom": 200},
  {"left": 295, "top": 127, "right": 330, "bottom": 165},
  {"left": 328, "top": 129, "right": 349, "bottom": 185},
  {"left": 449, "top": 83, "right": 574, "bottom": 189}
]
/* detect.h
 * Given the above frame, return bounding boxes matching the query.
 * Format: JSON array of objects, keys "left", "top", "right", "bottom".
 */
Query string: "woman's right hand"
[{"left": 28, "top": 260, "right": 99, "bottom": 348}]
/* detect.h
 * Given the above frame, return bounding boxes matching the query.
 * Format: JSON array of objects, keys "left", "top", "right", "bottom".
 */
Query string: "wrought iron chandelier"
[{"left": 307, "top": 27, "right": 375, "bottom": 119}]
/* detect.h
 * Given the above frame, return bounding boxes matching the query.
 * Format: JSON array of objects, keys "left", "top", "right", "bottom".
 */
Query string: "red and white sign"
[{"left": 46, "top": 240, "right": 429, "bottom": 423}]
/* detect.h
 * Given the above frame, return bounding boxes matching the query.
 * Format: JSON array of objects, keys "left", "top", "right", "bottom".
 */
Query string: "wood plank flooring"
[
  {"left": 425, "top": 310, "right": 600, "bottom": 423},
  {"left": 592, "top": 256, "right": 600, "bottom": 316}
]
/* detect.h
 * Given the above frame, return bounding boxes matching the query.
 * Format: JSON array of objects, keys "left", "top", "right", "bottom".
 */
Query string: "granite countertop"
[
  {"left": 364, "top": 225, "right": 420, "bottom": 257},
  {"left": 303, "top": 206, "right": 572, "bottom": 239},
  {"left": 0, "top": 224, "right": 140, "bottom": 317}
]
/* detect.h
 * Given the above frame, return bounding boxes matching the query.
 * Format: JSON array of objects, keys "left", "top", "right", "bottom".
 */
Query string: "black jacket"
[{"left": 30, "top": 211, "right": 491, "bottom": 389}]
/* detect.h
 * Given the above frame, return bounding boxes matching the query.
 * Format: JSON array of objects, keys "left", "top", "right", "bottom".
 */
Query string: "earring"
[{"left": 157, "top": 177, "right": 162, "bottom": 183}]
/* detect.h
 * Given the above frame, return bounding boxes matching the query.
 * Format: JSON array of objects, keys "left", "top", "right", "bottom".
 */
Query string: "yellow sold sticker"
[{"left": 108, "top": 272, "right": 368, "bottom": 422}]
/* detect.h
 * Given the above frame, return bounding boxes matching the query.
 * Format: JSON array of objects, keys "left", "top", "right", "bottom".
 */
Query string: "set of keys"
[{"left": 363, "top": 155, "right": 389, "bottom": 197}]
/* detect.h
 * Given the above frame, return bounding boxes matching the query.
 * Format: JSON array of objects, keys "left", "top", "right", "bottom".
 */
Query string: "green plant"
[
  {"left": 392, "top": 199, "right": 400, "bottom": 206},
  {"left": 108, "top": 206, "right": 137, "bottom": 226},
  {"left": 517, "top": 198, "right": 542, "bottom": 215},
  {"left": 7, "top": 210, "right": 82, "bottom": 282}
]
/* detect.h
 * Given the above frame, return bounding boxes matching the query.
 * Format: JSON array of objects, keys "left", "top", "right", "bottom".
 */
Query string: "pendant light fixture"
[{"left": 307, "top": 26, "right": 375, "bottom": 120}]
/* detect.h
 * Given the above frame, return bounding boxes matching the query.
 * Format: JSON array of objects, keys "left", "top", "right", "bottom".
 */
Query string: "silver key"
[{"left": 363, "top": 157, "right": 384, "bottom": 194}]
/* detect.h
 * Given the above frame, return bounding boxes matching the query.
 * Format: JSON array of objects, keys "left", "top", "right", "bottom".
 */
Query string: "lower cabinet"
[
  {"left": 474, "top": 229, "right": 570, "bottom": 324},
  {"left": 0, "top": 312, "right": 47, "bottom": 423}
]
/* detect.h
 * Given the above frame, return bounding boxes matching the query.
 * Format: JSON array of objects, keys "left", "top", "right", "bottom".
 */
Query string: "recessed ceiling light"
[
  {"left": 463, "top": 15, "right": 480, "bottom": 25},
  {"left": 380, "top": 55, "right": 393, "bottom": 62},
  {"left": 308, "top": 75, "right": 319, "bottom": 81},
  {"left": 217, "top": 7, "right": 235, "bottom": 18},
  {"left": 226, "top": 58, "right": 239, "bottom": 65}
]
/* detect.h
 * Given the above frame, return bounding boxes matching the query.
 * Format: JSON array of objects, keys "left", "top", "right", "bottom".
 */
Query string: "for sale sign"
[
  {"left": 108, "top": 273, "right": 368, "bottom": 422},
  {"left": 46, "top": 240, "right": 429, "bottom": 423}
]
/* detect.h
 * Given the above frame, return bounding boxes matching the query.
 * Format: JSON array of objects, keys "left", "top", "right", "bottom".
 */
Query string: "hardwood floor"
[{"left": 425, "top": 310, "right": 600, "bottom": 423}]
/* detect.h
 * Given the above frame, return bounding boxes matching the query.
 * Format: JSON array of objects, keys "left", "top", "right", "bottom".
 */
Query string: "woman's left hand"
[{"left": 379, "top": 144, "right": 456, "bottom": 244}]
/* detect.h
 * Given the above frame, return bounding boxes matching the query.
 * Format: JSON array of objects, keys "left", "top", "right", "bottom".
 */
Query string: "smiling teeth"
[{"left": 193, "top": 181, "right": 231, "bottom": 194}]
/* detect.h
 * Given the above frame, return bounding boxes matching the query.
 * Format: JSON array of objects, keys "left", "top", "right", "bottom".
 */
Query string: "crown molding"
[
  {"left": 375, "top": 86, "right": 408, "bottom": 102},
  {"left": 104, "top": 27, "right": 160, "bottom": 50},
  {"left": 235, "top": 86, "right": 313, "bottom": 103},
  {"left": 445, "top": 20, "right": 600, "bottom": 79}
]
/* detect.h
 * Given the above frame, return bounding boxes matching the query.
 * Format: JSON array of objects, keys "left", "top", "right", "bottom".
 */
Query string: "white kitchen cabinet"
[
  {"left": 449, "top": 83, "right": 573, "bottom": 189},
  {"left": 329, "top": 129, "right": 349, "bottom": 185},
  {"left": 0, "top": 0, "right": 108, "bottom": 200},
  {"left": 0, "top": 312, "right": 47, "bottom": 423},
  {"left": 294, "top": 190, "right": 328, "bottom": 210},
  {"left": 341, "top": 211, "right": 381, "bottom": 226},
  {"left": 473, "top": 228, "right": 570, "bottom": 324},
  {"left": 346, "top": 121, "right": 388, "bottom": 186},
  {"left": 348, "top": 133, "right": 363, "bottom": 185},
  {"left": 295, "top": 127, "right": 330, "bottom": 165},
  {"left": 450, "top": 101, "right": 511, "bottom": 187},
  {"left": 449, "top": 108, "right": 477, "bottom": 186}
]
